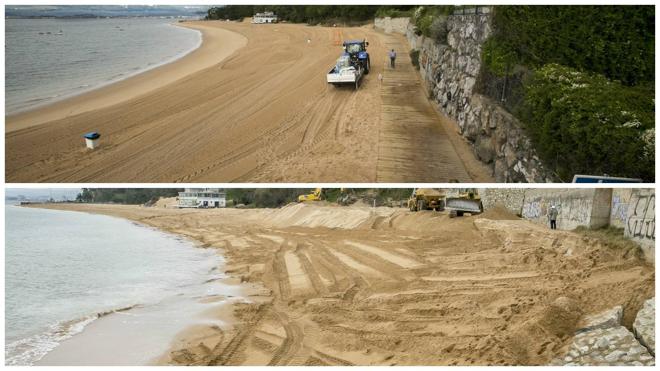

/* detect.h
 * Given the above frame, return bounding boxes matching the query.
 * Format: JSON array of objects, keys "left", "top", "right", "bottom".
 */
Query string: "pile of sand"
[{"left": 153, "top": 197, "right": 178, "bottom": 209}]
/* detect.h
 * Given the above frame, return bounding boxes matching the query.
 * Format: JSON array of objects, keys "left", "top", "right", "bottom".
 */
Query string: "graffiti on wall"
[
  {"left": 521, "top": 200, "right": 544, "bottom": 219},
  {"left": 522, "top": 196, "right": 591, "bottom": 226},
  {"left": 610, "top": 195, "right": 628, "bottom": 222},
  {"left": 626, "top": 193, "right": 655, "bottom": 243}
]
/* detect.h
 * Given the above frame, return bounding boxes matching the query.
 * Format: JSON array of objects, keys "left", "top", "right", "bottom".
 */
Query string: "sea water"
[
  {"left": 5, "top": 205, "right": 238, "bottom": 365},
  {"left": 5, "top": 18, "right": 201, "bottom": 114}
]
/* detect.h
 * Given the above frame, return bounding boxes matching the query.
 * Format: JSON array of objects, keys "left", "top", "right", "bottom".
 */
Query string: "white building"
[
  {"left": 252, "top": 11, "right": 278, "bottom": 24},
  {"left": 178, "top": 188, "right": 226, "bottom": 208}
]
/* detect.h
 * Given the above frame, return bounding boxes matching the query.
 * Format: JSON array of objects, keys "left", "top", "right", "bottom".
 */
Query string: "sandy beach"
[
  {"left": 27, "top": 202, "right": 654, "bottom": 365},
  {"left": 6, "top": 20, "right": 492, "bottom": 183}
]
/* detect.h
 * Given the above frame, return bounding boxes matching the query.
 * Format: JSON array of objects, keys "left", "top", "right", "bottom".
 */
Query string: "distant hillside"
[{"left": 206, "top": 5, "right": 413, "bottom": 25}]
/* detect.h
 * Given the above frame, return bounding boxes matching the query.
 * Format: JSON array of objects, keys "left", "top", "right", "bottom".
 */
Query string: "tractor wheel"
[
  {"left": 364, "top": 57, "right": 371, "bottom": 74},
  {"left": 418, "top": 199, "right": 425, "bottom": 211}
]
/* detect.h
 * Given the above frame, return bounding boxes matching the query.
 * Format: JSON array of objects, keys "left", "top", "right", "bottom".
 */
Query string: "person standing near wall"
[
  {"left": 548, "top": 205, "right": 558, "bottom": 230},
  {"left": 389, "top": 49, "right": 397, "bottom": 69}
]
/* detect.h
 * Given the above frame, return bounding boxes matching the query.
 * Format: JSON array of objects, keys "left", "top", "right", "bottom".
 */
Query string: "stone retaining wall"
[
  {"left": 374, "top": 17, "right": 410, "bottom": 34},
  {"left": 480, "top": 188, "right": 525, "bottom": 215},
  {"left": 379, "top": 13, "right": 555, "bottom": 182},
  {"left": 553, "top": 301, "right": 655, "bottom": 366}
]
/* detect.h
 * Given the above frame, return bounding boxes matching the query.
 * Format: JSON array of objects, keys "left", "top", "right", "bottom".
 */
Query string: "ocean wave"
[{"left": 5, "top": 304, "right": 138, "bottom": 366}]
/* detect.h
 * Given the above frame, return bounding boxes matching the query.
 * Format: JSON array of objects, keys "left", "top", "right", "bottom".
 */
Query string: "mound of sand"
[{"left": 154, "top": 197, "right": 178, "bottom": 208}]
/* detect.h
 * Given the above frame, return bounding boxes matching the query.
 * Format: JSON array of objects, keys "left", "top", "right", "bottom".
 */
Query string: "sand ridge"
[{"left": 28, "top": 202, "right": 654, "bottom": 366}]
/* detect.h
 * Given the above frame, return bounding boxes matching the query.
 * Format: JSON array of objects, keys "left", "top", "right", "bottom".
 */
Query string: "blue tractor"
[
  {"left": 342, "top": 39, "right": 370, "bottom": 75},
  {"left": 327, "top": 39, "right": 371, "bottom": 90}
]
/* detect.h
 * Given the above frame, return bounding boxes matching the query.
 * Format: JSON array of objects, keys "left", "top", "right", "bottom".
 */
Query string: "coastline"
[
  {"left": 15, "top": 203, "right": 266, "bottom": 366},
  {"left": 6, "top": 21, "right": 248, "bottom": 132}
]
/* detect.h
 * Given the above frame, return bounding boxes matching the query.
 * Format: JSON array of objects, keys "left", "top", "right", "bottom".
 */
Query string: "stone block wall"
[
  {"left": 480, "top": 188, "right": 525, "bottom": 215},
  {"left": 374, "top": 17, "right": 410, "bottom": 34},
  {"left": 393, "top": 13, "right": 555, "bottom": 182}
]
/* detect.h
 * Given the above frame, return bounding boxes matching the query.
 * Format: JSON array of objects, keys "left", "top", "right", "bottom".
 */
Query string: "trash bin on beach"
[{"left": 83, "top": 132, "right": 101, "bottom": 149}]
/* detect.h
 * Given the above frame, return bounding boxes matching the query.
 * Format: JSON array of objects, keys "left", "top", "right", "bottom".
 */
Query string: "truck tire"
[{"left": 364, "top": 57, "right": 370, "bottom": 74}]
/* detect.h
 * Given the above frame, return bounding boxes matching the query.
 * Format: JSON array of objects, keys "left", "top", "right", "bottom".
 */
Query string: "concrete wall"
[
  {"left": 624, "top": 189, "right": 655, "bottom": 261},
  {"left": 481, "top": 188, "right": 655, "bottom": 262},
  {"left": 591, "top": 189, "right": 614, "bottom": 229},
  {"left": 374, "top": 17, "right": 410, "bottom": 34},
  {"left": 610, "top": 189, "right": 634, "bottom": 229},
  {"left": 520, "top": 189, "right": 600, "bottom": 230}
]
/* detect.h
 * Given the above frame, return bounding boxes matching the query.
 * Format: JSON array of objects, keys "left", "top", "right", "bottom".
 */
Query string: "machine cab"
[{"left": 342, "top": 40, "right": 369, "bottom": 60}]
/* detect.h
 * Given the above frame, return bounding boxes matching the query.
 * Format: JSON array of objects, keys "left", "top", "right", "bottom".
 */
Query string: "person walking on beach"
[
  {"left": 548, "top": 205, "right": 558, "bottom": 230},
  {"left": 389, "top": 49, "right": 397, "bottom": 69}
]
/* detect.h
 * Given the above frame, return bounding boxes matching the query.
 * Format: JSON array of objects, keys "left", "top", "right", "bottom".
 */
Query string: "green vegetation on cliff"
[
  {"left": 480, "top": 6, "right": 654, "bottom": 181},
  {"left": 522, "top": 65, "right": 654, "bottom": 181},
  {"left": 485, "top": 6, "right": 654, "bottom": 85}
]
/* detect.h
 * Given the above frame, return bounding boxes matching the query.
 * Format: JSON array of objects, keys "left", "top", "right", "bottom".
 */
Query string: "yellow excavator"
[
  {"left": 298, "top": 188, "right": 324, "bottom": 202},
  {"left": 446, "top": 188, "right": 483, "bottom": 217}
]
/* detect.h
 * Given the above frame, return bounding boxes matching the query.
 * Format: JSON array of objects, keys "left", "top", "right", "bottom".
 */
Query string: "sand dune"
[{"left": 6, "top": 21, "right": 491, "bottom": 183}]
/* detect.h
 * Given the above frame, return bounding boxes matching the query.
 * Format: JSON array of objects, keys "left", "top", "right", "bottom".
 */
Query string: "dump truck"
[
  {"left": 298, "top": 188, "right": 324, "bottom": 202},
  {"left": 327, "top": 39, "right": 370, "bottom": 90},
  {"left": 408, "top": 188, "right": 446, "bottom": 212},
  {"left": 446, "top": 188, "right": 483, "bottom": 217}
]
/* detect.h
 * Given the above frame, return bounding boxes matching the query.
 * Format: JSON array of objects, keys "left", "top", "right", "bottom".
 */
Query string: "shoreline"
[
  {"left": 13, "top": 204, "right": 263, "bottom": 366},
  {"left": 5, "top": 22, "right": 203, "bottom": 117},
  {"left": 6, "top": 21, "right": 248, "bottom": 132}
]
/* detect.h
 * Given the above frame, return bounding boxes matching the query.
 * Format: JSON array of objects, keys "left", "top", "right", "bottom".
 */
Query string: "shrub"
[
  {"left": 375, "top": 7, "right": 413, "bottom": 18},
  {"left": 411, "top": 6, "right": 454, "bottom": 38},
  {"left": 520, "top": 64, "right": 654, "bottom": 181},
  {"left": 487, "top": 6, "right": 654, "bottom": 86},
  {"left": 409, "top": 50, "right": 420, "bottom": 70}
]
